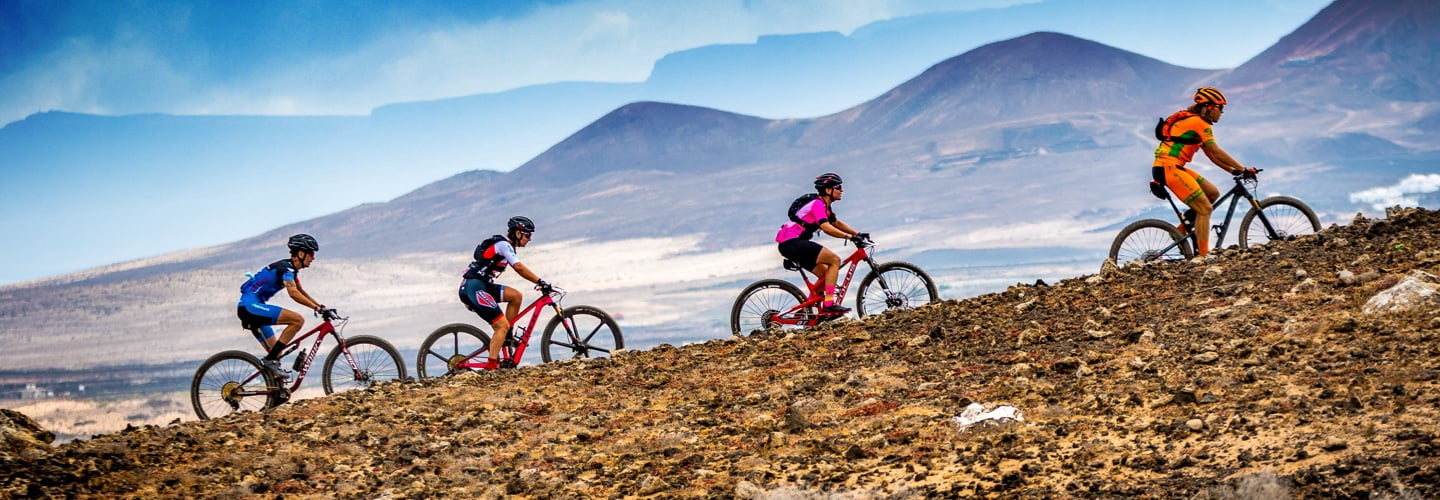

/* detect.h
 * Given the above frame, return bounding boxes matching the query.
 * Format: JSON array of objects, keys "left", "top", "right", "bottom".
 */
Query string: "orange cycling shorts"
[{"left": 1162, "top": 164, "right": 1207, "bottom": 205}]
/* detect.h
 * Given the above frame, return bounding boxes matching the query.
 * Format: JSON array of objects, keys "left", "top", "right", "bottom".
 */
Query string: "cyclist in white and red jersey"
[
  {"left": 776, "top": 173, "right": 867, "bottom": 314},
  {"left": 458, "top": 216, "right": 552, "bottom": 370}
]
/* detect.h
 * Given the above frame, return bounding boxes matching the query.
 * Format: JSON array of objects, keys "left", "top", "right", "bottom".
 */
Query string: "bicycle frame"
[
  {"left": 235, "top": 317, "right": 356, "bottom": 395},
  {"left": 450, "top": 292, "right": 564, "bottom": 369},
  {"left": 773, "top": 243, "right": 878, "bottom": 326},
  {"left": 1159, "top": 173, "right": 1277, "bottom": 256}
]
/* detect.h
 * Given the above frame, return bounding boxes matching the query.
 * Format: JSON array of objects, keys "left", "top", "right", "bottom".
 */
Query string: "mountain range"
[{"left": 2, "top": 0, "right": 1438, "bottom": 373}]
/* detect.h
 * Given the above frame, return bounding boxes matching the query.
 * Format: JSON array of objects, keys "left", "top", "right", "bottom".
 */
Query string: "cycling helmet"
[
  {"left": 814, "top": 172, "right": 844, "bottom": 190},
  {"left": 287, "top": 234, "right": 319, "bottom": 253},
  {"left": 1194, "top": 87, "right": 1227, "bottom": 106},
  {"left": 507, "top": 216, "right": 535, "bottom": 234}
]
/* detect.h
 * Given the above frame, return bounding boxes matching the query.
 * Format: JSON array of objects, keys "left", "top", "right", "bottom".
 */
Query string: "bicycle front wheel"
[
  {"left": 541, "top": 306, "right": 623, "bottom": 362},
  {"left": 323, "top": 335, "right": 406, "bottom": 394},
  {"left": 1240, "top": 196, "right": 1320, "bottom": 248},
  {"left": 1109, "top": 219, "right": 1194, "bottom": 264},
  {"left": 191, "top": 350, "right": 280, "bottom": 420},
  {"left": 856, "top": 262, "right": 939, "bottom": 317},
  {"left": 731, "top": 279, "right": 807, "bottom": 337},
  {"left": 416, "top": 323, "right": 491, "bottom": 379}
]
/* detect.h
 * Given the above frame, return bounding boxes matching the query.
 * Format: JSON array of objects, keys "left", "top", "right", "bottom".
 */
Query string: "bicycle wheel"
[
  {"left": 416, "top": 323, "right": 491, "bottom": 379},
  {"left": 541, "top": 305, "right": 624, "bottom": 363},
  {"left": 191, "top": 350, "right": 280, "bottom": 420},
  {"left": 1109, "top": 219, "right": 1194, "bottom": 264},
  {"left": 730, "top": 279, "right": 807, "bottom": 337},
  {"left": 1240, "top": 196, "right": 1320, "bottom": 248},
  {"left": 856, "top": 262, "right": 939, "bottom": 317},
  {"left": 323, "top": 335, "right": 407, "bottom": 394}
]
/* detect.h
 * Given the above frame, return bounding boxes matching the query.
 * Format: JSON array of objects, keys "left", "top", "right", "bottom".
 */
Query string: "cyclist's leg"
[
  {"left": 815, "top": 248, "right": 841, "bottom": 305},
  {"left": 780, "top": 239, "right": 825, "bottom": 299},
  {"left": 462, "top": 279, "right": 507, "bottom": 369},
  {"left": 1166, "top": 166, "right": 1213, "bottom": 256},
  {"left": 502, "top": 284, "right": 522, "bottom": 324}
]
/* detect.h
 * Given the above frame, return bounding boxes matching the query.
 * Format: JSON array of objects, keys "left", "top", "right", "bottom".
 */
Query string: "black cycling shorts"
[
  {"left": 778, "top": 239, "right": 824, "bottom": 273},
  {"left": 458, "top": 278, "right": 508, "bottom": 323}
]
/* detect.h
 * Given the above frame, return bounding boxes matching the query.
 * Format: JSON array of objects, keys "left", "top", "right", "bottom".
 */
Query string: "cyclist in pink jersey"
[{"left": 775, "top": 173, "right": 867, "bottom": 314}]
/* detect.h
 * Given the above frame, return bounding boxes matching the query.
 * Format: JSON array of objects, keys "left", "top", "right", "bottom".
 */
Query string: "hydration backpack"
[
  {"left": 1154, "top": 111, "right": 1204, "bottom": 145},
  {"left": 462, "top": 234, "right": 510, "bottom": 280},
  {"left": 787, "top": 193, "right": 835, "bottom": 240}
]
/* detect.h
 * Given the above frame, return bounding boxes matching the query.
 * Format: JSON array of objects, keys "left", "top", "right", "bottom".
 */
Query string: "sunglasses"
[{"left": 1212, "top": 104, "right": 1225, "bottom": 111}]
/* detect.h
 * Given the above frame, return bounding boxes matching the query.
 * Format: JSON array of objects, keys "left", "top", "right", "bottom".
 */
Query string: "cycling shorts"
[
  {"left": 1162, "top": 164, "right": 1208, "bottom": 205},
  {"left": 459, "top": 278, "right": 508, "bottom": 323},
  {"left": 237, "top": 303, "right": 282, "bottom": 344},
  {"left": 778, "top": 239, "right": 824, "bottom": 273}
]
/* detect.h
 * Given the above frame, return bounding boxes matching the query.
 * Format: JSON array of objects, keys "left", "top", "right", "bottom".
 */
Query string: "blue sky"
[{"left": 0, "top": 0, "right": 1333, "bottom": 284}]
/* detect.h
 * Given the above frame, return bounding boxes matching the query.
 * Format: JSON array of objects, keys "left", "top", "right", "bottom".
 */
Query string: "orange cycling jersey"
[{"left": 1153, "top": 114, "right": 1215, "bottom": 167}]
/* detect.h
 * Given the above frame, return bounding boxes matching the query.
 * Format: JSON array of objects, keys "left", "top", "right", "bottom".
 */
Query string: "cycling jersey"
[
  {"left": 776, "top": 196, "right": 833, "bottom": 243},
  {"left": 239, "top": 259, "right": 297, "bottom": 305},
  {"left": 462, "top": 235, "right": 521, "bottom": 281},
  {"left": 1153, "top": 113, "right": 1215, "bottom": 167}
]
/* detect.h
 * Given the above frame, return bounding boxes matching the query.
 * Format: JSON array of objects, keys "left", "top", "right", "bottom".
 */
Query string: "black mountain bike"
[{"left": 1110, "top": 170, "right": 1320, "bottom": 264}]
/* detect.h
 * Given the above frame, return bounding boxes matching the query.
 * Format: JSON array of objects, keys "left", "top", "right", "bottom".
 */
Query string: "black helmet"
[
  {"left": 287, "top": 234, "right": 319, "bottom": 253},
  {"left": 507, "top": 216, "right": 535, "bottom": 234},
  {"left": 814, "top": 172, "right": 843, "bottom": 190}
]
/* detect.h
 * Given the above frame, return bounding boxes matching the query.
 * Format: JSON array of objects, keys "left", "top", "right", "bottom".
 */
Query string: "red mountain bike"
[
  {"left": 416, "top": 285, "right": 623, "bottom": 377},
  {"left": 190, "top": 309, "right": 406, "bottom": 420},
  {"left": 730, "top": 236, "right": 939, "bottom": 336}
]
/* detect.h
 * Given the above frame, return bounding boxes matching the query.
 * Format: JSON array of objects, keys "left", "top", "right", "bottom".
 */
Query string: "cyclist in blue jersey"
[
  {"left": 459, "top": 216, "right": 553, "bottom": 370},
  {"left": 237, "top": 234, "right": 328, "bottom": 379}
]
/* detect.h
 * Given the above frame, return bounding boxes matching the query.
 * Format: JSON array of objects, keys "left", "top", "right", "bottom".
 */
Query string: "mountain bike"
[
  {"left": 730, "top": 236, "right": 939, "bottom": 337},
  {"left": 1109, "top": 169, "right": 1320, "bottom": 264},
  {"left": 416, "top": 284, "right": 622, "bottom": 377},
  {"left": 191, "top": 309, "right": 406, "bottom": 420}
]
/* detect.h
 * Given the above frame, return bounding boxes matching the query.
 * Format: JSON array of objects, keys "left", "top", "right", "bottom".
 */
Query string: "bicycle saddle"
[{"left": 782, "top": 259, "right": 803, "bottom": 272}]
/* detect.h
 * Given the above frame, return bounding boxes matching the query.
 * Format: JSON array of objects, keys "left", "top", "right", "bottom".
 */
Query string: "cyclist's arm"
[
  {"left": 284, "top": 279, "right": 324, "bottom": 312},
  {"left": 831, "top": 219, "right": 860, "bottom": 238},
  {"left": 510, "top": 262, "right": 543, "bottom": 285},
  {"left": 818, "top": 221, "right": 855, "bottom": 239},
  {"left": 1200, "top": 142, "right": 1248, "bottom": 174}
]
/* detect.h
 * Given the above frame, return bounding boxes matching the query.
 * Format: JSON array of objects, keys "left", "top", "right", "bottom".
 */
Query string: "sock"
[
  {"left": 1197, "top": 238, "right": 1209, "bottom": 257},
  {"left": 823, "top": 286, "right": 837, "bottom": 306},
  {"left": 264, "top": 342, "right": 286, "bottom": 362}
]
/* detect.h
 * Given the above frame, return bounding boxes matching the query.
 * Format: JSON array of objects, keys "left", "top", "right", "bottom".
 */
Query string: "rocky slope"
[{"left": 5, "top": 208, "right": 1440, "bottom": 498}]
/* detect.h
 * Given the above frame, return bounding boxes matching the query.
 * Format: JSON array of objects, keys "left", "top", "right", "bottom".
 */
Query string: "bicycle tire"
[
  {"left": 730, "top": 279, "right": 807, "bottom": 337},
  {"left": 323, "top": 335, "right": 407, "bottom": 394},
  {"left": 416, "top": 323, "right": 491, "bottom": 379},
  {"left": 1240, "top": 196, "right": 1320, "bottom": 248},
  {"left": 191, "top": 350, "right": 280, "bottom": 420},
  {"left": 1109, "top": 218, "right": 1194, "bottom": 264},
  {"left": 541, "top": 305, "right": 624, "bottom": 363},
  {"left": 856, "top": 261, "right": 939, "bottom": 317}
]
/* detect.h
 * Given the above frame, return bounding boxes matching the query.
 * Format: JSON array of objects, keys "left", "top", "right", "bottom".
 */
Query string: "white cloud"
[{"left": 1349, "top": 174, "right": 1440, "bottom": 211}]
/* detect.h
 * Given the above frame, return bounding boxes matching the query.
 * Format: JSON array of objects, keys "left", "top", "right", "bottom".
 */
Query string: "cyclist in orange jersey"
[{"left": 1152, "top": 86, "right": 1257, "bottom": 257}]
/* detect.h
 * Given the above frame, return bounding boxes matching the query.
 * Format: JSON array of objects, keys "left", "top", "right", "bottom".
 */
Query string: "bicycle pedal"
[{"left": 499, "top": 359, "right": 517, "bottom": 369}]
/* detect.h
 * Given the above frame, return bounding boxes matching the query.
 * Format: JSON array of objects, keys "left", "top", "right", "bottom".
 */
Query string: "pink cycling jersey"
[{"left": 775, "top": 198, "right": 829, "bottom": 242}]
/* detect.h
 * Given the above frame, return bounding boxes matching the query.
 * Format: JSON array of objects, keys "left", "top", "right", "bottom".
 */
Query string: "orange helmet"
[{"left": 1194, "top": 87, "right": 1227, "bottom": 106}]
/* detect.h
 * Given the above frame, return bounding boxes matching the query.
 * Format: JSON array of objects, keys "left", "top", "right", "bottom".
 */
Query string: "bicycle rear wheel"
[
  {"left": 856, "top": 262, "right": 939, "bottom": 317},
  {"left": 1240, "top": 196, "right": 1320, "bottom": 248},
  {"left": 191, "top": 350, "right": 280, "bottom": 420},
  {"left": 1109, "top": 219, "right": 1194, "bottom": 264},
  {"left": 730, "top": 279, "right": 807, "bottom": 337},
  {"left": 416, "top": 323, "right": 491, "bottom": 379},
  {"left": 541, "top": 305, "right": 623, "bottom": 362},
  {"left": 323, "top": 335, "right": 406, "bottom": 394}
]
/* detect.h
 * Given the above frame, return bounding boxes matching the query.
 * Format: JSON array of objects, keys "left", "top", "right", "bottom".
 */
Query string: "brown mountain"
[
  {"left": 799, "top": 32, "right": 1216, "bottom": 144},
  {"left": 5, "top": 208, "right": 1440, "bottom": 497},
  {"left": 1219, "top": 0, "right": 1440, "bottom": 107}
]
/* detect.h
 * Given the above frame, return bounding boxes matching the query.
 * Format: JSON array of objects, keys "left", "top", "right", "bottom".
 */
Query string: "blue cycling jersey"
[{"left": 238, "top": 259, "right": 297, "bottom": 305}]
